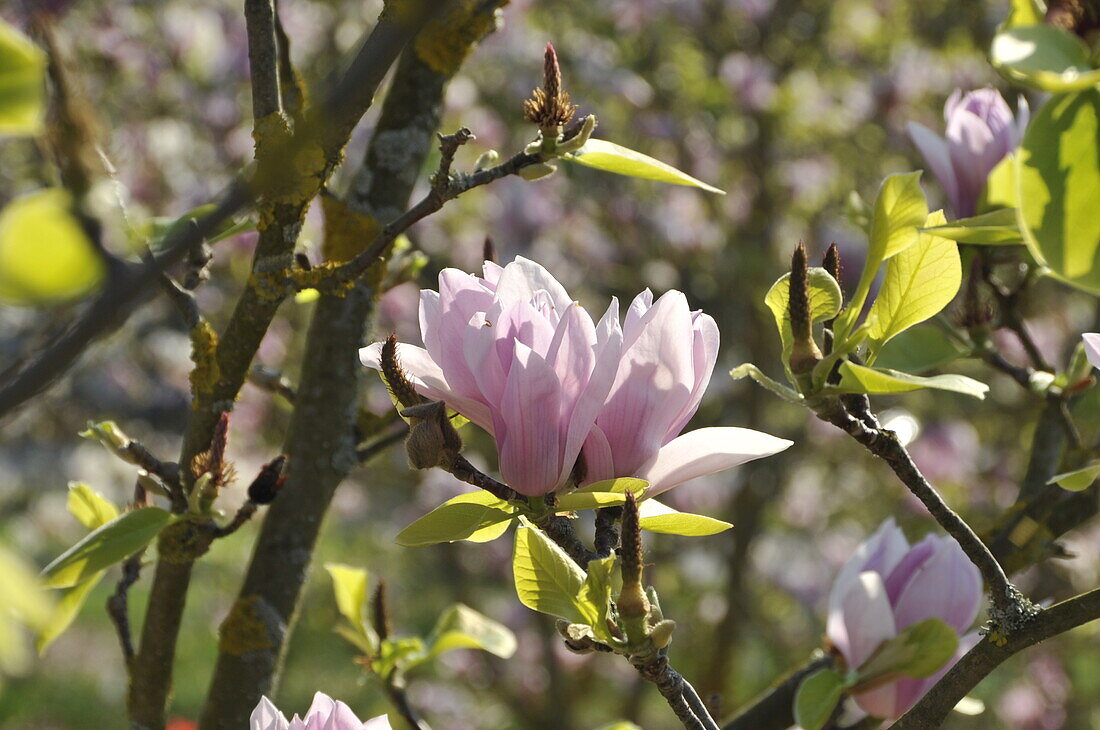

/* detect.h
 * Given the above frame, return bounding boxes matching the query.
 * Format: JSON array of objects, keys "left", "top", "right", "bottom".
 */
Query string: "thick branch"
[
  {"left": 245, "top": 0, "right": 282, "bottom": 118},
  {"left": 893, "top": 588, "right": 1100, "bottom": 729}
]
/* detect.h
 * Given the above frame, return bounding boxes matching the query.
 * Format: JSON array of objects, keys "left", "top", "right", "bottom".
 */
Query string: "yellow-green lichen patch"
[
  {"left": 414, "top": 1, "right": 502, "bottom": 76},
  {"left": 321, "top": 195, "right": 380, "bottom": 263},
  {"left": 219, "top": 595, "right": 273, "bottom": 655},
  {"left": 188, "top": 321, "right": 221, "bottom": 404},
  {"left": 157, "top": 519, "right": 215, "bottom": 564}
]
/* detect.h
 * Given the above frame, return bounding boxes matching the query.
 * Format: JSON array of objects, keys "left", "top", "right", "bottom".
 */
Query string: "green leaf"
[
  {"left": 1048, "top": 463, "right": 1100, "bottom": 492},
  {"left": 920, "top": 209, "right": 1023, "bottom": 245},
  {"left": 577, "top": 555, "right": 617, "bottom": 640},
  {"left": 324, "top": 563, "right": 369, "bottom": 633},
  {"left": 554, "top": 491, "right": 628, "bottom": 512},
  {"left": 41, "top": 508, "right": 176, "bottom": 588},
  {"left": 730, "top": 363, "right": 805, "bottom": 404},
  {"left": 512, "top": 519, "right": 587, "bottom": 622},
  {"left": 837, "top": 172, "right": 929, "bottom": 338},
  {"left": 1003, "top": 0, "right": 1044, "bottom": 28},
  {"left": 425, "top": 603, "right": 517, "bottom": 660},
  {"left": 66, "top": 483, "right": 119, "bottom": 531},
  {"left": 637, "top": 499, "right": 732, "bottom": 536},
  {"left": 1016, "top": 89, "right": 1100, "bottom": 294},
  {"left": 981, "top": 155, "right": 1018, "bottom": 211},
  {"left": 563, "top": 139, "right": 725, "bottom": 194},
  {"left": 0, "top": 20, "right": 46, "bottom": 136},
  {"left": 143, "top": 204, "right": 254, "bottom": 249},
  {"left": 874, "top": 326, "right": 966, "bottom": 374},
  {"left": 794, "top": 668, "right": 846, "bottom": 730},
  {"left": 35, "top": 576, "right": 102, "bottom": 655},
  {"left": 764, "top": 267, "right": 843, "bottom": 365},
  {"left": 991, "top": 26, "right": 1100, "bottom": 92},
  {"left": 395, "top": 491, "right": 517, "bottom": 547},
  {"left": 834, "top": 361, "right": 988, "bottom": 399},
  {"left": 855, "top": 618, "right": 959, "bottom": 686},
  {"left": 0, "top": 189, "right": 106, "bottom": 305},
  {"left": 0, "top": 545, "right": 51, "bottom": 629},
  {"left": 572, "top": 478, "right": 649, "bottom": 498},
  {"left": 866, "top": 211, "right": 962, "bottom": 356},
  {"left": 372, "top": 636, "right": 425, "bottom": 680}
]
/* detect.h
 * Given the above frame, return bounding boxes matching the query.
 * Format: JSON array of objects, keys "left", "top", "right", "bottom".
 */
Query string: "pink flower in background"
[
  {"left": 581, "top": 288, "right": 791, "bottom": 496},
  {"left": 827, "top": 518, "right": 982, "bottom": 719},
  {"left": 1082, "top": 333, "right": 1100, "bottom": 369},
  {"left": 907, "top": 88, "right": 1029, "bottom": 218},
  {"left": 251, "top": 694, "right": 391, "bottom": 730},
  {"left": 361, "top": 257, "right": 790, "bottom": 497},
  {"left": 361, "top": 257, "right": 623, "bottom": 496}
]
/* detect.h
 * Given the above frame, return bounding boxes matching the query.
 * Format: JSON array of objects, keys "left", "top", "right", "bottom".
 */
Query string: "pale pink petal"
[
  {"left": 883, "top": 534, "right": 938, "bottom": 606},
  {"left": 494, "top": 256, "right": 572, "bottom": 312},
  {"left": 827, "top": 571, "right": 896, "bottom": 669},
  {"left": 893, "top": 538, "right": 981, "bottom": 634},
  {"left": 622, "top": 288, "right": 654, "bottom": 344},
  {"left": 362, "top": 716, "right": 393, "bottom": 730},
  {"left": 303, "top": 692, "right": 337, "bottom": 729},
  {"left": 854, "top": 684, "right": 899, "bottom": 721},
  {"left": 288, "top": 717, "right": 307, "bottom": 730},
  {"left": 329, "top": 700, "right": 366, "bottom": 730},
  {"left": 829, "top": 518, "right": 909, "bottom": 620},
  {"left": 481, "top": 260, "right": 504, "bottom": 288},
  {"left": 639, "top": 427, "right": 792, "bottom": 496},
  {"left": 908, "top": 122, "right": 960, "bottom": 214},
  {"left": 418, "top": 289, "right": 441, "bottom": 361},
  {"left": 580, "top": 425, "right": 615, "bottom": 486},
  {"left": 1082, "top": 333, "right": 1100, "bottom": 370},
  {"left": 498, "top": 342, "right": 563, "bottom": 496},
  {"left": 946, "top": 109, "right": 999, "bottom": 217},
  {"left": 598, "top": 290, "right": 695, "bottom": 475},
  {"left": 251, "top": 696, "right": 289, "bottom": 730},
  {"left": 665, "top": 311, "right": 720, "bottom": 440},
  {"left": 463, "top": 310, "right": 507, "bottom": 406},
  {"left": 434, "top": 269, "right": 496, "bottom": 400}
]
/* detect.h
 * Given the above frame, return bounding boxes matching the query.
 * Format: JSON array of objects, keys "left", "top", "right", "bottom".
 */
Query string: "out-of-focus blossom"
[
  {"left": 1082, "top": 333, "right": 1100, "bottom": 369},
  {"left": 580, "top": 288, "right": 791, "bottom": 496},
  {"left": 907, "top": 88, "right": 1029, "bottom": 218},
  {"left": 827, "top": 518, "right": 982, "bottom": 719},
  {"left": 361, "top": 258, "right": 790, "bottom": 497},
  {"left": 362, "top": 257, "right": 623, "bottom": 496},
  {"left": 251, "top": 694, "right": 391, "bottom": 730}
]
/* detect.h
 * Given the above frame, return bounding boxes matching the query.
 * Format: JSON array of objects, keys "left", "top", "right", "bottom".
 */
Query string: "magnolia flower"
[
  {"left": 907, "top": 88, "right": 1029, "bottom": 218},
  {"left": 827, "top": 518, "right": 982, "bottom": 719},
  {"left": 1082, "top": 333, "right": 1100, "bottom": 369},
  {"left": 251, "top": 693, "right": 391, "bottom": 730},
  {"left": 362, "top": 257, "right": 623, "bottom": 496},
  {"left": 361, "top": 257, "right": 790, "bottom": 497},
  {"left": 580, "top": 288, "right": 791, "bottom": 496}
]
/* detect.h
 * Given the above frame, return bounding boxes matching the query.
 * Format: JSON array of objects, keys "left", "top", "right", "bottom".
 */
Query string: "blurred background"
[{"left": 2, "top": 0, "right": 1099, "bottom": 727}]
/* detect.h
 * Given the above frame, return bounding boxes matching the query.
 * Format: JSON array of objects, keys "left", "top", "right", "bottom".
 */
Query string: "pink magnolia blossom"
[
  {"left": 1082, "top": 333, "right": 1100, "bottom": 369},
  {"left": 580, "top": 288, "right": 791, "bottom": 496},
  {"left": 907, "top": 88, "right": 1029, "bottom": 218},
  {"left": 360, "top": 257, "right": 790, "bottom": 497},
  {"left": 827, "top": 518, "right": 982, "bottom": 719},
  {"left": 251, "top": 693, "right": 391, "bottom": 730}
]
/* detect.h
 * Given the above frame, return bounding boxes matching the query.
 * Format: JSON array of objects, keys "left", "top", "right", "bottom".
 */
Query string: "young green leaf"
[
  {"left": 425, "top": 603, "right": 517, "bottom": 660},
  {"left": 920, "top": 209, "right": 1022, "bottom": 245},
  {"left": 554, "top": 491, "right": 628, "bottom": 512},
  {"left": 730, "top": 363, "right": 805, "bottom": 404},
  {"left": 834, "top": 361, "right": 989, "bottom": 400},
  {"left": 981, "top": 155, "right": 1018, "bottom": 211},
  {"left": 324, "top": 563, "right": 369, "bottom": 633},
  {"left": 0, "top": 189, "right": 106, "bottom": 306},
  {"left": 35, "top": 578, "right": 100, "bottom": 655},
  {"left": 1003, "top": 0, "right": 1044, "bottom": 28},
  {"left": 637, "top": 499, "right": 732, "bottom": 536},
  {"left": 1048, "top": 463, "right": 1100, "bottom": 492},
  {"left": 66, "top": 483, "right": 120, "bottom": 531},
  {"left": 0, "top": 20, "right": 46, "bottom": 136},
  {"left": 576, "top": 555, "right": 617, "bottom": 640},
  {"left": 854, "top": 618, "right": 958, "bottom": 687},
  {"left": 866, "top": 211, "right": 962, "bottom": 356},
  {"left": 874, "top": 326, "right": 966, "bottom": 374},
  {"left": 512, "top": 519, "right": 587, "bottom": 622},
  {"left": 764, "top": 267, "right": 843, "bottom": 366},
  {"left": 794, "top": 668, "right": 846, "bottom": 730},
  {"left": 395, "top": 491, "right": 517, "bottom": 547},
  {"left": 41, "top": 508, "right": 177, "bottom": 588},
  {"left": 562, "top": 139, "right": 725, "bottom": 194},
  {"left": 1016, "top": 89, "right": 1100, "bottom": 294},
  {"left": 836, "top": 172, "right": 928, "bottom": 338},
  {"left": 991, "top": 26, "right": 1100, "bottom": 92},
  {"left": 571, "top": 478, "right": 649, "bottom": 498}
]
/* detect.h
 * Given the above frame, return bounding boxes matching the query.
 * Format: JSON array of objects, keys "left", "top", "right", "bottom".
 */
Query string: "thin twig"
[
  {"left": 248, "top": 365, "right": 297, "bottom": 403},
  {"left": 356, "top": 427, "right": 408, "bottom": 463},
  {"left": 213, "top": 500, "right": 259, "bottom": 538},
  {"left": 106, "top": 550, "right": 145, "bottom": 672}
]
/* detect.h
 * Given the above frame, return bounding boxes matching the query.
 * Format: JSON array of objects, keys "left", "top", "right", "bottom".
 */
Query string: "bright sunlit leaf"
[
  {"left": 0, "top": 20, "right": 46, "bottom": 136},
  {"left": 563, "top": 139, "right": 725, "bottom": 194},
  {"left": 41, "top": 508, "right": 176, "bottom": 588},
  {"left": 512, "top": 519, "right": 587, "bottom": 622},
  {"left": 395, "top": 491, "right": 517, "bottom": 547}
]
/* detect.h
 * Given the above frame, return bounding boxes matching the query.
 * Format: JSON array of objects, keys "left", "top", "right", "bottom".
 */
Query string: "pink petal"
[
  {"left": 494, "top": 256, "right": 572, "bottom": 313},
  {"left": 827, "top": 571, "right": 896, "bottom": 669},
  {"left": 830, "top": 518, "right": 910, "bottom": 614},
  {"left": 304, "top": 693, "right": 336, "bottom": 728},
  {"left": 328, "top": 700, "right": 366, "bottom": 730},
  {"left": 638, "top": 427, "right": 792, "bottom": 496},
  {"left": 907, "top": 121, "right": 960, "bottom": 215},
  {"left": 359, "top": 342, "right": 494, "bottom": 433},
  {"left": 580, "top": 425, "right": 615, "bottom": 486},
  {"left": 481, "top": 260, "right": 503, "bottom": 288},
  {"left": 945, "top": 109, "right": 1000, "bottom": 217},
  {"left": 1082, "top": 333, "right": 1100, "bottom": 370},
  {"left": 893, "top": 537, "right": 981, "bottom": 634},
  {"left": 665, "top": 311, "right": 720, "bottom": 440},
  {"left": 433, "top": 269, "right": 496, "bottom": 401},
  {"left": 622, "top": 288, "right": 654, "bottom": 343},
  {"left": 251, "top": 696, "right": 289, "bottom": 730},
  {"left": 418, "top": 289, "right": 441, "bottom": 361},
  {"left": 498, "top": 342, "right": 563, "bottom": 496},
  {"left": 883, "top": 534, "right": 938, "bottom": 606},
  {"left": 463, "top": 309, "right": 507, "bottom": 407},
  {"left": 854, "top": 684, "right": 900, "bottom": 721},
  {"left": 597, "top": 290, "right": 695, "bottom": 475}
]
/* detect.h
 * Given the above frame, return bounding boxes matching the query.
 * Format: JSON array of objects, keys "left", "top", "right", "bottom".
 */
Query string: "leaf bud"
[{"left": 247, "top": 454, "right": 288, "bottom": 505}]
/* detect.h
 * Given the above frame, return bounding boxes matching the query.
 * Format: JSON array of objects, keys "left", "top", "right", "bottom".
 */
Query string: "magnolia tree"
[{"left": 1, "top": 0, "right": 1099, "bottom": 728}]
